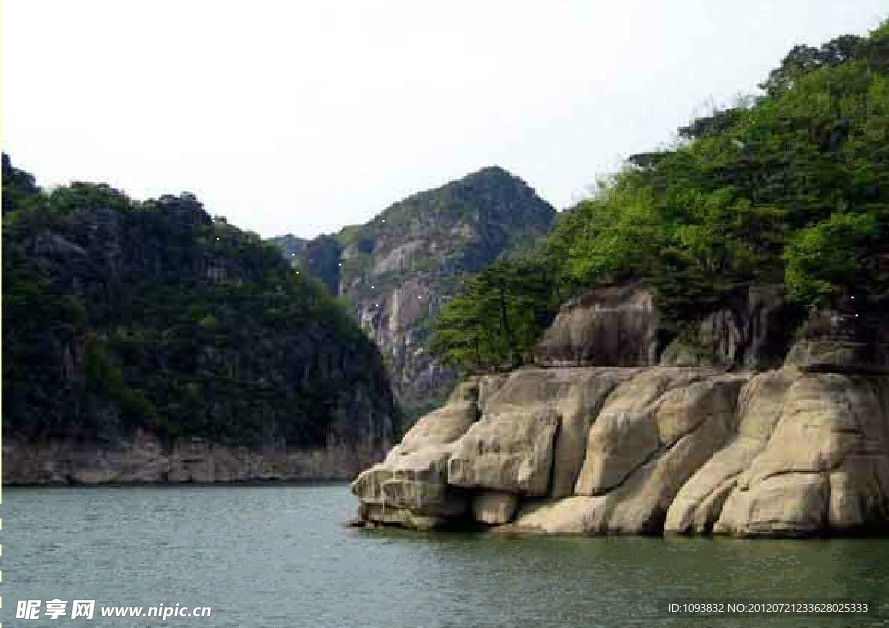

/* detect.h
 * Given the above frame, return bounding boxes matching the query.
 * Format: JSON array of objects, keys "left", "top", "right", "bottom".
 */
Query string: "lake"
[{"left": 3, "top": 484, "right": 888, "bottom": 627}]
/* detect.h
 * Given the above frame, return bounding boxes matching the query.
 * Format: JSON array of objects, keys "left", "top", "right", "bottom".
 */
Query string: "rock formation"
[
  {"left": 534, "top": 283, "right": 659, "bottom": 367},
  {"left": 533, "top": 282, "right": 806, "bottom": 371},
  {"left": 353, "top": 284, "right": 889, "bottom": 537}
]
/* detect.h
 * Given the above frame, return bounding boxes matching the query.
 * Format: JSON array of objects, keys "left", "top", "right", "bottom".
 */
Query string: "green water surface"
[{"left": 2, "top": 485, "right": 888, "bottom": 627}]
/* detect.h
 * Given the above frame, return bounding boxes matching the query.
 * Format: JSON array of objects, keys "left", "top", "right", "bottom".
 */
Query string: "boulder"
[
  {"left": 398, "top": 381, "right": 479, "bottom": 454},
  {"left": 516, "top": 370, "right": 746, "bottom": 534},
  {"left": 713, "top": 371, "right": 889, "bottom": 537},
  {"left": 574, "top": 368, "right": 725, "bottom": 495},
  {"left": 718, "top": 473, "right": 830, "bottom": 537},
  {"left": 665, "top": 369, "right": 795, "bottom": 533},
  {"left": 350, "top": 380, "right": 481, "bottom": 528},
  {"left": 547, "top": 368, "right": 641, "bottom": 498},
  {"left": 508, "top": 496, "right": 603, "bottom": 535},
  {"left": 470, "top": 367, "right": 641, "bottom": 498},
  {"left": 351, "top": 444, "right": 468, "bottom": 529},
  {"left": 595, "top": 411, "right": 736, "bottom": 534},
  {"left": 512, "top": 406, "right": 737, "bottom": 535},
  {"left": 447, "top": 406, "right": 561, "bottom": 496}
]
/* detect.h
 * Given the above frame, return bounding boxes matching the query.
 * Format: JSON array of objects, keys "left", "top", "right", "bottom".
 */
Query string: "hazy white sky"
[{"left": 2, "top": 1, "right": 886, "bottom": 238}]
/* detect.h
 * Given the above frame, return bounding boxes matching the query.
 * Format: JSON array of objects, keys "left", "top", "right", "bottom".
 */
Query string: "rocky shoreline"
[{"left": 351, "top": 285, "right": 889, "bottom": 538}]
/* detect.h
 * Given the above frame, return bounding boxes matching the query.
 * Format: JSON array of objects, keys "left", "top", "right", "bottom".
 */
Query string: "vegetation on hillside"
[
  {"left": 2, "top": 155, "right": 397, "bottom": 446},
  {"left": 431, "top": 21, "right": 889, "bottom": 371}
]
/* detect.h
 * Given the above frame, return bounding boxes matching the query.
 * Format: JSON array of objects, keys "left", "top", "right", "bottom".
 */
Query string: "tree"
[
  {"left": 430, "top": 257, "right": 560, "bottom": 371},
  {"left": 784, "top": 212, "right": 881, "bottom": 306}
]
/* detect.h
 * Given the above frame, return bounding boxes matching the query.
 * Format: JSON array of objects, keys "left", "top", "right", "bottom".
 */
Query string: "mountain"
[
  {"left": 273, "top": 166, "right": 556, "bottom": 418},
  {"left": 2, "top": 155, "right": 397, "bottom": 482}
]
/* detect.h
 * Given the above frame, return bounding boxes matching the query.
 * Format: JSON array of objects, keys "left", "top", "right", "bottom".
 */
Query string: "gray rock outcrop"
[
  {"left": 534, "top": 284, "right": 659, "bottom": 367},
  {"left": 658, "top": 284, "right": 803, "bottom": 370}
]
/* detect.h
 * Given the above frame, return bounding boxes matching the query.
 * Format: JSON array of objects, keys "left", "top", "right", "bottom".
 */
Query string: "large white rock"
[
  {"left": 573, "top": 368, "right": 726, "bottom": 496},
  {"left": 471, "top": 367, "right": 641, "bottom": 498},
  {"left": 665, "top": 369, "right": 795, "bottom": 533},
  {"left": 714, "top": 371, "right": 889, "bottom": 536},
  {"left": 398, "top": 395, "right": 479, "bottom": 454},
  {"left": 447, "top": 406, "right": 560, "bottom": 496},
  {"left": 352, "top": 444, "right": 468, "bottom": 529},
  {"left": 353, "top": 360, "right": 889, "bottom": 538},
  {"left": 514, "top": 372, "right": 745, "bottom": 534},
  {"left": 350, "top": 379, "right": 481, "bottom": 528}
]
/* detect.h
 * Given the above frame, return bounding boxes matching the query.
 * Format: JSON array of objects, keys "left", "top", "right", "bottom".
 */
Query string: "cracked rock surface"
[{"left": 353, "top": 365, "right": 889, "bottom": 537}]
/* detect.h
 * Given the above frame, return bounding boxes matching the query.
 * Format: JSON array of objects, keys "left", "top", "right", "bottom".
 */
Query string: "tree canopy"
[{"left": 431, "top": 21, "right": 889, "bottom": 372}]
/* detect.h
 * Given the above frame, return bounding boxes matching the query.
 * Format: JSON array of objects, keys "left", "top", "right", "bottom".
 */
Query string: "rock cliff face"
[
  {"left": 353, "top": 284, "right": 889, "bottom": 537},
  {"left": 534, "top": 283, "right": 659, "bottom": 367},
  {"left": 3, "top": 431, "right": 382, "bottom": 484},
  {"left": 533, "top": 283, "right": 806, "bottom": 371},
  {"left": 273, "top": 167, "right": 556, "bottom": 417}
]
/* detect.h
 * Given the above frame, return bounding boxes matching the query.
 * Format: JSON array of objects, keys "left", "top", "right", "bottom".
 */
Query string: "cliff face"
[
  {"left": 3, "top": 156, "right": 397, "bottom": 484},
  {"left": 534, "top": 283, "right": 808, "bottom": 371},
  {"left": 274, "top": 167, "right": 556, "bottom": 417},
  {"left": 353, "top": 284, "right": 889, "bottom": 537},
  {"left": 534, "top": 283, "right": 660, "bottom": 368}
]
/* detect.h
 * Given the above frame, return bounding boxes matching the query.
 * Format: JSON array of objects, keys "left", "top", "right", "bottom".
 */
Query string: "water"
[{"left": 3, "top": 484, "right": 889, "bottom": 627}]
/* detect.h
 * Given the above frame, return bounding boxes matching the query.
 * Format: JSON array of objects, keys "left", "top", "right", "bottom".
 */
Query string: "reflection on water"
[{"left": 3, "top": 485, "right": 888, "bottom": 627}]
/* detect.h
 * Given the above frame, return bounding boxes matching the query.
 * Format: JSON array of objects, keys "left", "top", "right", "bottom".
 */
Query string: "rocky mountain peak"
[{"left": 271, "top": 166, "right": 556, "bottom": 418}]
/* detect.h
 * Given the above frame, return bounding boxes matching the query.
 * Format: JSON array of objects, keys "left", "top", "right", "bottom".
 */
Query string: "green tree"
[
  {"left": 784, "top": 212, "right": 881, "bottom": 305},
  {"left": 430, "top": 257, "right": 560, "bottom": 371}
]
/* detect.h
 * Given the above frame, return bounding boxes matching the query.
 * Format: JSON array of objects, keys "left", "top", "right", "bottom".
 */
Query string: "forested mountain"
[
  {"left": 2, "top": 155, "right": 397, "bottom": 449},
  {"left": 431, "top": 21, "right": 889, "bottom": 371},
  {"left": 272, "top": 166, "right": 556, "bottom": 419}
]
